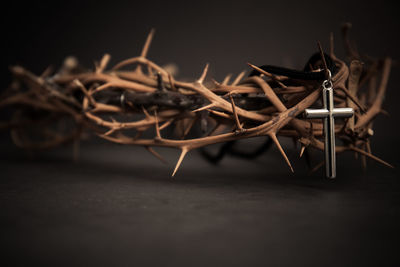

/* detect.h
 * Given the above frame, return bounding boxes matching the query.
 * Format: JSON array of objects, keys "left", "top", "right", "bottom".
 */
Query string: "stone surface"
[{"left": 1, "top": 144, "right": 399, "bottom": 266}]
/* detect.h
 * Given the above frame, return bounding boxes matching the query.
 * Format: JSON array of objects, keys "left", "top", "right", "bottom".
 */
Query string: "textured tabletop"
[{"left": 1, "top": 142, "right": 399, "bottom": 266}]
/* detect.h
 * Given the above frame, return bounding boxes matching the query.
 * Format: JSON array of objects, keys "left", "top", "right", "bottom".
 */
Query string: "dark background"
[{"left": 1, "top": 0, "right": 399, "bottom": 266}]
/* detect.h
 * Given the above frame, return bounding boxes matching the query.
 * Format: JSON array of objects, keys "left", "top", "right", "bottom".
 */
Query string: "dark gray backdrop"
[{"left": 1, "top": 1, "right": 399, "bottom": 266}]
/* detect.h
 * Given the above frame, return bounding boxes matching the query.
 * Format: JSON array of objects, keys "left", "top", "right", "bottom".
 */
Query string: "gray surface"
[{"left": 1, "top": 143, "right": 399, "bottom": 267}]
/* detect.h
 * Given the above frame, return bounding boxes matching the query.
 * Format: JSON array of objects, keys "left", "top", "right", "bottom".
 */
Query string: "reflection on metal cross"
[{"left": 304, "top": 73, "right": 353, "bottom": 178}]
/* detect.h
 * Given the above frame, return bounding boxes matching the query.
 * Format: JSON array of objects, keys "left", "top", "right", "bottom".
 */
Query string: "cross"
[{"left": 304, "top": 78, "right": 354, "bottom": 178}]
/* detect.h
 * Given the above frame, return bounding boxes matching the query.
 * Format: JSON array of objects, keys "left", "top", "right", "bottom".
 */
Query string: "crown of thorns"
[{"left": 0, "top": 24, "right": 393, "bottom": 176}]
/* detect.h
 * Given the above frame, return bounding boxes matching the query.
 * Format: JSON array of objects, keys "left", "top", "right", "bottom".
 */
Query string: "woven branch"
[{"left": 0, "top": 25, "right": 393, "bottom": 176}]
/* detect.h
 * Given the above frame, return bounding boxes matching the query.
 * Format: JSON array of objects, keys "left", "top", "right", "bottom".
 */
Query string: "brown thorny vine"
[{"left": 0, "top": 25, "right": 393, "bottom": 177}]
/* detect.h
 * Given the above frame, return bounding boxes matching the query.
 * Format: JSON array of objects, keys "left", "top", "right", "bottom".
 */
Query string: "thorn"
[
  {"left": 247, "top": 63, "right": 286, "bottom": 87},
  {"left": 228, "top": 94, "right": 243, "bottom": 132},
  {"left": 193, "top": 103, "right": 216, "bottom": 113},
  {"left": 223, "top": 90, "right": 239, "bottom": 97},
  {"left": 182, "top": 118, "right": 197, "bottom": 138},
  {"left": 317, "top": 41, "right": 330, "bottom": 80},
  {"left": 222, "top": 74, "right": 232, "bottom": 85},
  {"left": 172, "top": 147, "right": 188, "bottom": 177},
  {"left": 211, "top": 78, "right": 220, "bottom": 87},
  {"left": 96, "top": 53, "right": 111, "bottom": 73},
  {"left": 160, "top": 118, "right": 173, "bottom": 130},
  {"left": 154, "top": 110, "right": 161, "bottom": 139},
  {"left": 300, "top": 145, "right": 306, "bottom": 158},
  {"left": 134, "top": 65, "right": 143, "bottom": 75},
  {"left": 247, "top": 63, "right": 273, "bottom": 77},
  {"left": 340, "top": 87, "right": 366, "bottom": 112},
  {"left": 145, "top": 146, "right": 167, "bottom": 164},
  {"left": 103, "top": 127, "right": 117, "bottom": 136},
  {"left": 269, "top": 133, "right": 294, "bottom": 173},
  {"left": 92, "top": 82, "right": 112, "bottom": 94},
  {"left": 40, "top": 65, "right": 54, "bottom": 78},
  {"left": 168, "top": 73, "right": 177, "bottom": 91},
  {"left": 366, "top": 140, "right": 372, "bottom": 154},
  {"left": 142, "top": 106, "right": 151, "bottom": 119},
  {"left": 380, "top": 109, "right": 390, "bottom": 117},
  {"left": 232, "top": 70, "right": 246, "bottom": 86},
  {"left": 309, "top": 161, "right": 324, "bottom": 174},
  {"left": 197, "top": 63, "right": 209, "bottom": 84},
  {"left": 141, "top": 28, "right": 155, "bottom": 58},
  {"left": 361, "top": 143, "right": 367, "bottom": 171},
  {"left": 350, "top": 146, "right": 394, "bottom": 168}
]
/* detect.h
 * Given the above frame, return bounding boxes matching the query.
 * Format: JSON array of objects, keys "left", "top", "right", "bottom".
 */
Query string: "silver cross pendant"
[{"left": 304, "top": 71, "right": 354, "bottom": 178}]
